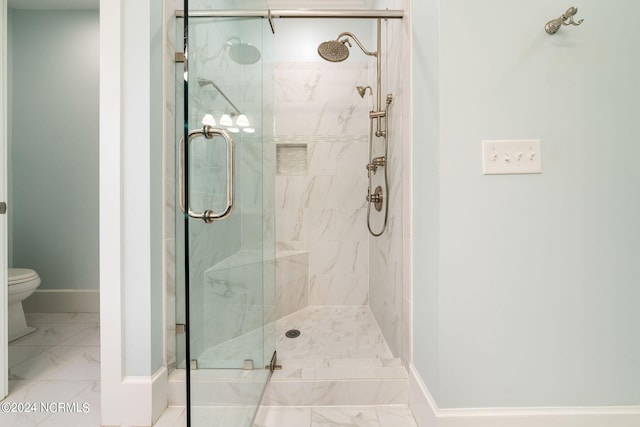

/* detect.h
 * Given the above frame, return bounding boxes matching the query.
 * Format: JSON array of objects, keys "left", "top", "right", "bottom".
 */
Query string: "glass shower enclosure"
[{"left": 176, "top": 2, "right": 275, "bottom": 425}]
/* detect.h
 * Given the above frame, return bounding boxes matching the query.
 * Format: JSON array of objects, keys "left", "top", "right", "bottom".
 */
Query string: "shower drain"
[{"left": 285, "top": 329, "right": 301, "bottom": 338}]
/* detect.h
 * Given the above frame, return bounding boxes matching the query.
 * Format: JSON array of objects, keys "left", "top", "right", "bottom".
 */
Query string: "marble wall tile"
[
  {"left": 368, "top": 0, "right": 410, "bottom": 364},
  {"left": 305, "top": 209, "right": 368, "bottom": 243},
  {"left": 311, "top": 407, "right": 379, "bottom": 427},
  {"left": 261, "top": 378, "right": 407, "bottom": 406},
  {"left": 189, "top": 378, "right": 268, "bottom": 406},
  {"left": 308, "top": 240, "right": 369, "bottom": 306},
  {"left": 274, "top": 62, "right": 370, "bottom": 137},
  {"left": 252, "top": 405, "right": 418, "bottom": 427},
  {"left": 275, "top": 176, "right": 313, "bottom": 209},
  {"left": 275, "top": 253, "right": 309, "bottom": 319},
  {"left": 275, "top": 209, "right": 306, "bottom": 246},
  {"left": 273, "top": 61, "right": 373, "bottom": 309}
]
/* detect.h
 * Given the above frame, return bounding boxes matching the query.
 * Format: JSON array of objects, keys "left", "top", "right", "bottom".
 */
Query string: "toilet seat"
[{"left": 9, "top": 268, "right": 39, "bottom": 285}]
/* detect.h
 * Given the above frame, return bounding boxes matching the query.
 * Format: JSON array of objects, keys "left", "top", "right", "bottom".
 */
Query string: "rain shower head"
[
  {"left": 226, "top": 36, "right": 261, "bottom": 65},
  {"left": 318, "top": 31, "right": 377, "bottom": 63},
  {"left": 317, "top": 39, "right": 351, "bottom": 62}
]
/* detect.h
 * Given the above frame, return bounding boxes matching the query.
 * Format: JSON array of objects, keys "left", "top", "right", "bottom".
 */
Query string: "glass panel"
[{"left": 178, "top": 3, "right": 274, "bottom": 426}]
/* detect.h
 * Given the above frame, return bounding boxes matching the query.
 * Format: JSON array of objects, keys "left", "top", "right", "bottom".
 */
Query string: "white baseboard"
[
  {"left": 113, "top": 366, "right": 168, "bottom": 426},
  {"left": 23, "top": 289, "right": 100, "bottom": 313},
  {"left": 409, "top": 364, "right": 640, "bottom": 427}
]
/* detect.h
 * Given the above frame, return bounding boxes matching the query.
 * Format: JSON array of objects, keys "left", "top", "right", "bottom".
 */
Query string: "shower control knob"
[
  {"left": 366, "top": 186, "right": 384, "bottom": 212},
  {"left": 371, "top": 156, "right": 386, "bottom": 167},
  {"left": 367, "top": 193, "right": 381, "bottom": 203}
]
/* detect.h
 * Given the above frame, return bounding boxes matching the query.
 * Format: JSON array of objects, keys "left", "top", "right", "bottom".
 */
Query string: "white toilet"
[{"left": 8, "top": 268, "right": 41, "bottom": 342}]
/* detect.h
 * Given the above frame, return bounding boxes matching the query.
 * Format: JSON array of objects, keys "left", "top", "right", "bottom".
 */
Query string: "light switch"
[{"left": 482, "top": 139, "right": 542, "bottom": 175}]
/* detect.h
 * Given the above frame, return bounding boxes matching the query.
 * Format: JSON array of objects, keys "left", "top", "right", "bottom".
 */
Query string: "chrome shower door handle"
[{"left": 179, "top": 125, "right": 234, "bottom": 223}]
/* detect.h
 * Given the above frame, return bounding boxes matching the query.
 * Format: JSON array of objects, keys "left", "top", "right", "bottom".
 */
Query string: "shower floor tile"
[{"left": 275, "top": 306, "right": 394, "bottom": 362}]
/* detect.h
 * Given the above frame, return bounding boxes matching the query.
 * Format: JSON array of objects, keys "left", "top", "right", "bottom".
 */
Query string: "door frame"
[{"left": 0, "top": 0, "right": 7, "bottom": 401}]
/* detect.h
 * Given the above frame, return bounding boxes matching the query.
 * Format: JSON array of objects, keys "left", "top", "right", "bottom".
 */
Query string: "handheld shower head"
[
  {"left": 356, "top": 86, "right": 372, "bottom": 98},
  {"left": 356, "top": 86, "right": 374, "bottom": 111}
]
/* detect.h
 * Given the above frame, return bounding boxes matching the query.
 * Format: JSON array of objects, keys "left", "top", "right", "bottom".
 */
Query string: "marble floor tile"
[
  {"left": 8, "top": 345, "right": 91, "bottom": 381},
  {"left": 5, "top": 311, "right": 418, "bottom": 427},
  {"left": 376, "top": 405, "right": 418, "bottom": 427},
  {"left": 25, "top": 312, "right": 100, "bottom": 325},
  {"left": 253, "top": 406, "right": 311, "bottom": 427},
  {"left": 43, "top": 346, "right": 101, "bottom": 381},
  {"left": 3, "top": 313, "right": 101, "bottom": 427},
  {"left": 10, "top": 322, "right": 94, "bottom": 347},
  {"left": 0, "top": 380, "right": 94, "bottom": 427},
  {"left": 155, "top": 405, "right": 418, "bottom": 427},
  {"left": 59, "top": 324, "right": 100, "bottom": 346},
  {"left": 191, "top": 406, "right": 255, "bottom": 426},
  {"left": 154, "top": 406, "right": 186, "bottom": 427},
  {"left": 35, "top": 381, "right": 101, "bottom": 427},
  {"left": 8, "top": 345, "right": 52, "bottom": 369}
]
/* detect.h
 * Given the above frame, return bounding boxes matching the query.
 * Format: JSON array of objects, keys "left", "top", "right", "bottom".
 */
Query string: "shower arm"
[
  {"left": 336, "top": 31, "right": 377, "bottom": 57},
  {"left": 340, "top": 20, "right": 383, "bottom": 133},
  {"left": 197, "top": 78, "right": 242, "bottom": 116}
]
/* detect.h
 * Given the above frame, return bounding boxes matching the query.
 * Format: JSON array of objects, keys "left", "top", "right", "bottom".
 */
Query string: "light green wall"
[
  {"left": 9, "top": 10, "right": 99, "bottom": 291},
  {"left": 413, "top": 0, "right": 640, "bottom": 409},
  {"left": 412, "top": 0, "right": 441, "bottom": 403}
]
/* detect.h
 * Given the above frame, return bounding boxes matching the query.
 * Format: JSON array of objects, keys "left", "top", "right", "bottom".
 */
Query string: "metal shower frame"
[
  {"left": 179, "top": 8, "right": 404, "bottom": 237},
  {"left": 176, "top": 9, "right": 403, "bottom": 19}
]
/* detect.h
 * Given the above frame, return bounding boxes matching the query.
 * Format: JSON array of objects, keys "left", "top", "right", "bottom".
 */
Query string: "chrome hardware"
[
  {"left": 372, "top": 156, "right": 386, "bottom": 167},
  {"left": 243, "top": 359, "right": 254, "bottom": 370},
  {"left": 366, "top": 156, "right": 386, "bottom": 174},
  {"left": 268, "top": 9, "right": 275, "bottom": 34},
  {"left": 190, "top": 359, "right": 198, "bottom": 370},
  {"left": 174, "top": 52, "right": 185, "bottom": 63},
  {"left": 179, "top": 125, "right": 234, "bottom": 222},
  {"left": 367, "top": 186, "right": 384, "bottom": 212},
  {"left": 265, "top": 351, "right": 282, "bottom": 372},
  {"left": 545, "top": 7, "right": 583, "bottom": 35},
  {"left": 0, "top": 202, "right": 6, "bottom": 214},
  {"left": 175, "top": 324, "right": 185, "bottom": 335}
]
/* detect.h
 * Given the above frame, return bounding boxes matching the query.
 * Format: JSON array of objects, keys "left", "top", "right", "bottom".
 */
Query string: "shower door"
[{"left": 177, "top": 4, "right": 275, "bottom": 426}]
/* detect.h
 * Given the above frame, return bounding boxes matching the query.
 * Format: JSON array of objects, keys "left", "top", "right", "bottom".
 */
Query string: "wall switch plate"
[{"left": 482, "top": 139, "right": 542, "bottom": 175}]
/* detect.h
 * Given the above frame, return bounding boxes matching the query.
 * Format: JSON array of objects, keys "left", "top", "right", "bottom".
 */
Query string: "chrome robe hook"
[{"left": 545, "top": 7, "right": 584, "bottom": 35}]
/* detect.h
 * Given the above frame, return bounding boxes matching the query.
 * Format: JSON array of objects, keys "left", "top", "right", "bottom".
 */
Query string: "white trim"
[
  {"left": 0, "top": 0, "right": 7, "bottom": 402},
  {"left": 119, "top": 366, "right": 169, "bottom": 426},
  {"left": 22, "top": 289, "right": 99, "bottom": 313},
  {"left": 99, "top": 0, "right": 123, "bottom": 424},
  {"left": 100, "top": 1, "right": 168, "bottom": 425},
  {"left": 409, "top": 364, "right": 640, "bottom": 427}
]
